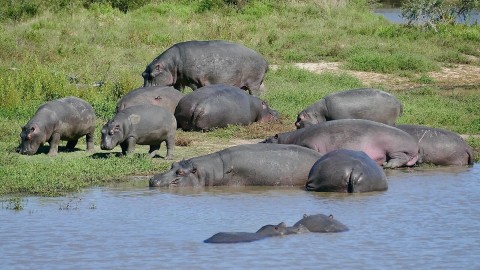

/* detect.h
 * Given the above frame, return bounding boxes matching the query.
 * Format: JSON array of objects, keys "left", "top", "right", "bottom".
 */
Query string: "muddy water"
[{"left": 1, "top": 165, "right": 479, "bottom": 269}]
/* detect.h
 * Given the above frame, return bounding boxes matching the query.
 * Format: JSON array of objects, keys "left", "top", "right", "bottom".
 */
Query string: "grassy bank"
[{"left": 1, "top": 0, "right": 479, "bottom": 196}]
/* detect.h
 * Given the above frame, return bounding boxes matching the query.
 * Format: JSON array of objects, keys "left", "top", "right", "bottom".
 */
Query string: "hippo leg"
[
  {"left": 165, "top": 135, "right": 175, "bottom": 160},
  {"left": 383, "top": 152, "right": 415, "bottom": 168},
  {"left": 148, "top": 145, "right": 160, "bottom": 158},
  {"left": 120, "top": 138, "right": 136, "bottom": 156},
  {"left": 86, "top": 132, "right": 95, "bottom": 152},
  {"left": 47, "top": 132, "right": 61, "bottom": 156},
  {"left": 66, "top": 139, "right": 78, "bottom": 151}
]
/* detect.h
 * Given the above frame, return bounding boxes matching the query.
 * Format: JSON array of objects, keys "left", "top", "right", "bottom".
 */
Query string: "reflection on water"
[{"left": 1, "top": 165, "right": 479, "bottom": 269}]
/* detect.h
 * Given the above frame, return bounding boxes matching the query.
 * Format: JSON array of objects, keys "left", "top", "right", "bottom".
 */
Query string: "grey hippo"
[
  {"left": 293, "top": 214, "right": 349, "bottom": 233},
  {"left": 142, "top": 40, "right": 268, "bottom": 96},
  {"left": 101, "top": 105, "right": 176, "bottom": 159},
  {"left": 396, "top": 124, "right": 474, "bottom": 166},
  {"left": 261, "top": 119, "right": 419, "bottom": 169},
  {"left": 306, "top": 149, "right": 388, "bottom": 193},
  {"left": 17, "top": 96, "right": 96, "bottom": 156},
  {"left": 149, "top": 144, "right": 322, "bottom": 187},
  {"left": 295, "top": 88, "right": 403, "bottom": 129},
  {"left": 116, "top": 86, "right": 183, "bottom": 114},
  {"left": 174, "top": 84, "right": 279, "bottom": 131}
]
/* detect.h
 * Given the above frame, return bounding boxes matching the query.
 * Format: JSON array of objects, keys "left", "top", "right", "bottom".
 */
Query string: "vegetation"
[{"left": 0, "top": 0, "right": 479, "bottom": 196}]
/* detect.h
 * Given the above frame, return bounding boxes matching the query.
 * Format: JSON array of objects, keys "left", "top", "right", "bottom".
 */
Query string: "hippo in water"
[
  {"left": 396, "top": 124, "right": 474, "bottom": 166},
  {"left": 116, "top": 86, "right": 183, "bottom": 113},
  {"left": 261, "top": 119, "right": 419, "bottom": 169},
  {"left": 293, "top": 214, "right": 349, "bottom": 233},
  {"left": 149, "top": 144, "right": 322, "bottom": 187},
  {"left": 204, "top": 222, "right": 309, "bottom": 244},
  {"left": 142, "top": 40, "right": 268, "bottom": 96},
  {"left": 17, "top": 96, "right": 96, "bottom": 156},
  {"left": 295, "top": 88, "right": 403, "bottom": 129},
  {"left": 101, "top": 105, "right": 176, "bottom": 159},
  {"left": 306, "top": 149, "right": 388, "bottom": 193},
  {"left": 174, "top": 84, "right": 279, "bottom": 131}
]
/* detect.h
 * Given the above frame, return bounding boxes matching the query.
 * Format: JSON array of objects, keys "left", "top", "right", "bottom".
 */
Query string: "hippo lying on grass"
[
  {"left": 149, "top": 144, "right": 322, "bottom": 187},
  {"left": 175, "top": 84, "right": 279, "bottom": 131},
  {"left": 262, "top": 119, "right": 419, "bottom": 169},
  {"left": 306, "top": 149, "right": 388, "bottom": 193},
  {"left": 101, "top": 105, "right": 176, "bottom": 159},
  {"left": 204, "top": 214, "right": 348, "bottom": 244},
  {"left": 142, "top": 40, "right": 269, "bottom": 96},
  {"left": 17, "top": 96, "right": 96, "bottom": 156},
  {"left": 396, "top": 124, "right": 474, "bottom": 166},
  {"left": 116, "top": 86, "right": 183, "bottom": 113},
  {"left": 295, "top": 88, "right": 403, "bottom": 129}
]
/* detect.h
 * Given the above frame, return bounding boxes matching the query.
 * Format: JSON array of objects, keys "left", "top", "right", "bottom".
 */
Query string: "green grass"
[{"left": 1, "top": 0, "right": 479, "bottom": 196}]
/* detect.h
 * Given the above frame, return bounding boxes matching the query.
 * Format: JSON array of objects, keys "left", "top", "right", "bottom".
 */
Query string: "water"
[{"left": 1, "top": 165, "right": 479, "bottom": 269}]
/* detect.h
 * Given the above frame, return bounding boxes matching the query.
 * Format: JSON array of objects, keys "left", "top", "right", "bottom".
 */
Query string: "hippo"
[
  {"left": 142, "top": 40, "right": 268, "bottom": 96},
  {"left": 101, "top": 105, "right": 176, "bottom": 159},
  {"left": 295, "top": 88, "right": 403, "bottom": 129},
  {"left": 293, "top": 214, "right": 349, "bottom": 233},
  {"left": 204, "top": 222, "right": 289, "bottom": 244},
  {"left": 17, "top": 96, "right": 96, "bottom": 156},
  {"left": 261, "top": 119, "right": 419, "bottom": 168},
  {"left": 306, "top": 149, "right": 388, "bottom": 193},
  {"left": 116, "top": 86, "right": 184, "bottom": 113},
  {"left": 149, "top": 144, "right": 322, "bottom": 187},
  {"left": 174, "top": 84, "right": 279, "bottom": 131},
  {"left": 396, "top": 124, "right": 474, "bottom": 166}
]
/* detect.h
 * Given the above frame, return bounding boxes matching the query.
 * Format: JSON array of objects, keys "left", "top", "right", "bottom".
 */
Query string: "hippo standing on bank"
[
  {"left": 306, "top": 149, "right": 388, "bottom": 193},
  {"left": 142, "top": 40, "right": 269, "bottom": 96},
  {"left": 396, "top": 124, "right": 474, "bottom": 166},
  {"left": 295, "top": 88, "right": 403, "bottom": 129},
  {"left": 262, "top": 119, "right": 419, "bottom": 168},
  {"left": 101, "top": 105, "right": 176, "bottom": 159},
  {"left": 17, "top": 96, "right": 96, "bottom": 156},
  {"left": 116, "top": 86, "right": 183, "bottom": 113},
  {"left": 149, "top": 144, "right": 322, "bottom": 187},
  {"left": 175, "top": 84, "right": 279, "bottom": 131}
]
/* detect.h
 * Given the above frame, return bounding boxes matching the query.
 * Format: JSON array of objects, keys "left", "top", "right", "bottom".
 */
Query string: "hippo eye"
[
  {"left": 191, "top": 168, "right": 197, "bottom": 174},
  {"left": 176, "top": 169, "right": 184, "bottom": 176}
]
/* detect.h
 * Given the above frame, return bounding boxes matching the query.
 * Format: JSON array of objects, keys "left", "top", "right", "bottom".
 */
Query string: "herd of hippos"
[{"left": 17, "top": 40, "right": 475, "bottom": 243}]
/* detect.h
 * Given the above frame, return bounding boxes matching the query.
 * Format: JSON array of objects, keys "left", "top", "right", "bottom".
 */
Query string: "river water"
[{"left": 1, "top": 164, "right": 479, "bottom": 269}]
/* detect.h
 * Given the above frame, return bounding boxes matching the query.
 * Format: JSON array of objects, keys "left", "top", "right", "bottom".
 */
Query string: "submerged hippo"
[
  {"left": 142, "top": 40, "right": 268, "bottom": 96},
  {"left": 306, "top": 149, "right": 388, "bottom": 193},
  {"left": 396, "top": 124, "right": 474, "bottom": 166},
  {"left": 101, "top": 105, "right": 176, "bottom": 159},
  {"left": 293, "top": 214, "right": 349, "bottom": 233},
  {"left": 204, "top": 222, "right": 299, "bottom": 244},
  {"left": 175, "top": 84, "right": 279, "bottom": 131},
  {"left": 262, "top": 119, "right": 419, "bottom": 168},
  {"left": 17, "top": 96, "right": 96, "bottom": 156},
  {"left": 149, "top": 144, "right": 322, "bottom": 187},
  {"left": 295, "top": 88, "right": 403, "bottom": 129},
  {"left": 116, "top": 86, "right": 183, "bottom": 113}
]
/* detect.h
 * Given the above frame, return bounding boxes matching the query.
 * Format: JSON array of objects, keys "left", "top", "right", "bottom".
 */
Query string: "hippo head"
[
  {"left": 259, "top": 134, "right": 280, "bottom": 144},
  {"left": 149, "top": 160, "right": 203, "bottom": 187},
  {"left": 142, "top": 63, "right": 174, "bottom": 87},
  {"left": 295, "top": 112, "right": 319, "bottom": 129},
  {"left": 255, "top": 222, "right": 288, "bottom": 236},
  {"left": 100, "top": 120, "right": 124, "bottom": 150},
  {"left": 256, "top": 101, "right": 280, "bottom": 123},
  {"left": 17, "top": 123, "right": 45, "bottom": 155}
]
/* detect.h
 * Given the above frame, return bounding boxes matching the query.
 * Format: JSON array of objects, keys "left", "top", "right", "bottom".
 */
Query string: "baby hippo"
[
  {"left": 17, "top": 96, "right": 96, "bottom": 156},
  {"left": 101, "top": 105, "right": 176, "bottom": 159}
]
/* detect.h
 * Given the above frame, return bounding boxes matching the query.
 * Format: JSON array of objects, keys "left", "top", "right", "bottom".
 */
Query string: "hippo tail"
[
  {"left": 466, "top": 145, "right": 475, "bottom": 165},
  {"left": 399, "top": 102, "right": 404, "bottom": 117}
]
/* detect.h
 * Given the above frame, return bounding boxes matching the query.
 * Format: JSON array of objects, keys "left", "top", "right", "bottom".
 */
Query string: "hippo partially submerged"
[
  {"left": 396, "top": 124, "right": 474, "bottom": 166},
  {"left": 142, "top": 40, "right": 268, "bottom": 96},
  {"left": 149, "top": 144, "right": 322, "bottom": 187},
  {"left": 293, "top": 214, "right": 349, "bottom": 233},
  {"left": 17, "top": 96, "right": 96, "bottom": 156},
  {"left": 101, "top": 105, "right": 176, "bottom": 159},
  {"left": 295, "top": 88, "right": 403, "bottom": 129},
  {"left": 306, "top": 149, "right": 388, "bottom": 193},
  {"left": 116, "top": 86, "right": 183, "bottom": 113},
  {"left": 262, "top": 119, "right": 419, "bottom": 168},
  {"left": 175, "top": 84, "right": 279, "bottom": 131}
]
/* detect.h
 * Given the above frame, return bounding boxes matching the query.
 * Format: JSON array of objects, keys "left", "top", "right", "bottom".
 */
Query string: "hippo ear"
[
  {"left": 261, "top": 101, "right": 267, "bottom": 110},
  {"left": 114, "top": 124, "right": 121, "bottom": 131},
  {"left": 191, "top": 167, "right": 197, "bottom": 174},
  {"left": 299, "top": 113, "right": 305, "bottom": 120},
  {"left": 329, "top": 214, "right": 334, "bottom": 219},
  {"left": 155, "top": 64, "right": 163, "bottom": 73},
  {"left": 154, "top": 96, "right": 162, "bottom": 100},
  {"left": 274, "top": 134, "right": 279, "bottom": 139}
]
